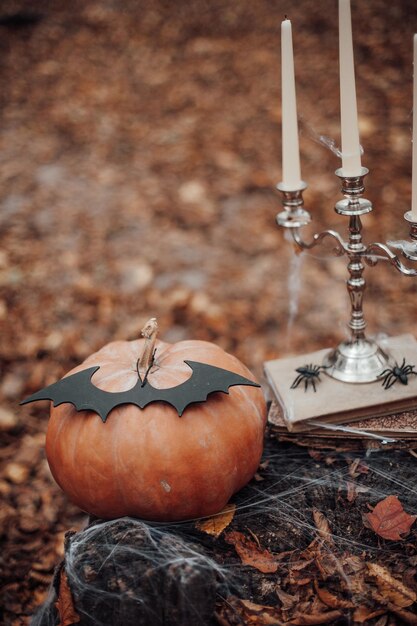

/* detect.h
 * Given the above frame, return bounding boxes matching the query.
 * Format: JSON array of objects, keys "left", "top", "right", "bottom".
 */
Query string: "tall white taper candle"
[
  {"left": 281, "top": 18, "right": 303, "bottom": 190},
  {"left": 412, "top": 34, "right": 417, "bottom": 220},
  {"left": 339, "top": 0, "right": 362, "bottom": 176}
]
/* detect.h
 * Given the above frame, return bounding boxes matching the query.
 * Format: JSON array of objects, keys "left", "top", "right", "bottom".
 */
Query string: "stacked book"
[{"left": 264, "top": 334, "right": 417, "bottom": 447}]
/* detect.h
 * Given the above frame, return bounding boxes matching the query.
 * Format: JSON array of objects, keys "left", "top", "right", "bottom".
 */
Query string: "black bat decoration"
[{"left": 20, "top": 360, "right": 260, "bottom": 422}]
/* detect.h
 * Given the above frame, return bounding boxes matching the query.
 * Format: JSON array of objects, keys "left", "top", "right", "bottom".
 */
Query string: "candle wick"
[{"left": 284, "top": 14, "right": 289, "bottom": 20}]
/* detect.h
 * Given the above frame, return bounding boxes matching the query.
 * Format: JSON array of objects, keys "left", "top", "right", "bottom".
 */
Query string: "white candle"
[
  {"left": 412, "top": 34, "right": 417, "bottom": 220},
  {"left": 281, "top": 18, "right": 303, "bottom": 190},
  {"left": 339, "top": 0, "right": 362, "bottom": 176}
]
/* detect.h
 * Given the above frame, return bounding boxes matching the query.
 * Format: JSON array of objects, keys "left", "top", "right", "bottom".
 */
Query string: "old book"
[
  {"left": 264, "top": 334, "right": 417, "bottom": 432},
  {"left": 268, "top": 400, "right": 417, "bottom": 441}
]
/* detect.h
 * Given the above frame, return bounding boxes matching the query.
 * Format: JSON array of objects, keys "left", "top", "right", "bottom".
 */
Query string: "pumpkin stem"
[{"left": 137, "top": 318, "right": 158, "bottom": 377}]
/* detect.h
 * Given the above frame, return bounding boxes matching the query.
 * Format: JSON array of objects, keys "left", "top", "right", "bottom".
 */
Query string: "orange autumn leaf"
[
  {"left": 195, "top": 503, "right": 236, "bottom": 538},
  {"left": 224, "top": 530, "right": 278, "bottom": 573},
  {"left": 365, "top": 495, "right": 416, "bottom": 541},
  {"left": 55, "top": 569, "right": 80, "bottom": 626}
]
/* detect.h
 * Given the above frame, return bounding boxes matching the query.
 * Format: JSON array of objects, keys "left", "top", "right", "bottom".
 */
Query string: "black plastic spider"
[
  {"left": 291, "top": 363, "right": 325, "bottom": 392},
  {"left": 378, "top": 358, "right": 417, "bottom": 389}
]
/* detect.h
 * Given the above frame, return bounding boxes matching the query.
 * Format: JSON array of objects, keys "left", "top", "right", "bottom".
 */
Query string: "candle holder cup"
[{"left": 276, "top": 167, "right": 417, "bottom": 384}]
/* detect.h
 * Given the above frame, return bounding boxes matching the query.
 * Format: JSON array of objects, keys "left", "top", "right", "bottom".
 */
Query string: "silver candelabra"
[{"left": 276, "top": 167, "right": 417, "bottom": 384}]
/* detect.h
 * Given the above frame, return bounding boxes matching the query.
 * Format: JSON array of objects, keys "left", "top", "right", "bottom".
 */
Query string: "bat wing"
[
  {"left": 21, "top": 361, "right": 261, "bottom": 421},
  {"left": 142, "top": 360, "right": 260, "bottom": 416},
  {"left": 20, "top": 367, "right": 119, "bottom": 422}
]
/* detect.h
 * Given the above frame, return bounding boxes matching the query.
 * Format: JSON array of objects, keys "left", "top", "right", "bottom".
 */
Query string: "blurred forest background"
[{"left": 1, "top": 0, "right": 417, "bottom": 622}]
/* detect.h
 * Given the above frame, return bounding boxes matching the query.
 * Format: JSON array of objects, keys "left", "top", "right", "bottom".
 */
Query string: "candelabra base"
[
  {"left": 322, "top": 338, "right": 392, "bottom": 383},
  {"left": 264, "top": 334, "right": 417, "bottom": 433}
]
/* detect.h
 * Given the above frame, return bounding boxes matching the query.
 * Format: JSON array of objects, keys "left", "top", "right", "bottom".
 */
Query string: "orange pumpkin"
[{"left": 45, "top": 321, "right": 267, "bottom": 521}]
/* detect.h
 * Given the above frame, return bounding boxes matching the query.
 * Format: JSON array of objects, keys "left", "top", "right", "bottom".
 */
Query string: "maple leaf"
[
  {"left": 224, "top": 530, "right": 278, "bottom": 573},
  {"left": 365, "top": 495, "right": 416, "bottom": 541},
  {"left": 195, "top": 503, "right": 236, "bottom": 538},
  {"left": 55, "top": 569, "right": 80, "bottom": 626}
]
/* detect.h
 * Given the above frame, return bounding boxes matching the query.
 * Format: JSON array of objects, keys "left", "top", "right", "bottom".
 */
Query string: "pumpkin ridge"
[{"left": 111, "top": 413, "right": 131, "bottom": 515}]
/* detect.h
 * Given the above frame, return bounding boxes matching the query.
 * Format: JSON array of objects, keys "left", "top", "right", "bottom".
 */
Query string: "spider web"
[{"left": 31, "top": 430, "right": 417, "bottom": 625}]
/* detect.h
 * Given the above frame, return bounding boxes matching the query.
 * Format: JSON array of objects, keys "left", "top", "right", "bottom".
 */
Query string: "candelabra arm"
[
  {"left": 291, "top": 227, "right": 348, "bottom": 256},
  {"left": 274, "top": 168, "right": 417, "bottom": 384},
  {"left": 363, "top": 242, "right": 417, "bottom": 277}
]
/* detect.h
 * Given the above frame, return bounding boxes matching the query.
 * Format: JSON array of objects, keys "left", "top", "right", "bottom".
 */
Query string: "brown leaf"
[
  {"left": 367, "top": 563, "right": 417, "bottom": 608},
  {"left": 388, "top": 604, "right": 417, "bottom": 625},
  {"left": 344, "top": 554, "right": 366, "bottom": 573},
  {"left": 346, "top": 480, "right": 357, "bottom": 503},
  {"left": 365, "top": 496, "right": 416, "bottom": 541},
  {"left": 314, "top": 581, "right": 354, "bottom": 609},
  {"left": 308, "top": 450, "right": 323, "bottom": 461},
  {"left": 314, "top": 553, "right": 339, "bottom": 580},
  {"left": 312, "top": 509, "right": 334, "bottom": 545},
  {"left": 353, "top": 606, "right": 387, "bottom": 623},
  {"left": 240, "top": 600, "right": 282, "bottom": 624},
  {"left": 276, "top": 587, "right": 299, "bottom": 611},
  {"left": 348, "top": 457, "right": 369, "bottom": 478},
  {"left": 195, "top": 504, "right": 236, "bottom": 538},
  {"left": 290, "top": 559, "right": 315, "bottom": 572},
  {"left": 288, "top": 610, "right": 343, "bottom": 625},
  {"left": 215, "top": 596, "right": 283, "bottom": 625},
  {"left": 224, "top": 531, "right": 278, "bottom": 573},
  {"left": 55, "top": 569, "right": 80, "bottom": 626}
]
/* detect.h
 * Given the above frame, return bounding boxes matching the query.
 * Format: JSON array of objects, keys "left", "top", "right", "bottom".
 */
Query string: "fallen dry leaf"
[
  {"left": 348, "top": 458, "right": 369, "bottom": 478},
  {"left": 224, "top": 530, "right": 278, "bottom": 573},
  {"left": 314, "top": 581, "right": 354, "bottom": 609},
  {"left": 55, "top": 569, "right": 80, "bottom": 626},
  {"left": 308, "top": 450, "right": 323, "bottom": 462},
  {"left": 259, "top": 460, "right": 270, "bottom": 471},
  {"left": 368, "top": 563, "right": 417, "bottom": 608},
  {"left": 215, "top": 596, "right": 283, "bottom": 625},
  {"left": 239, "top": 599, "right": 282, "bottom": 625},
  {"left": 353, "top": 606, "right": 387, "bottom": 623},
  {"left": 388, "top": 603, "right": 417, "bottom": 625},
  {"left": 346, "top": 480, "right": 357, "bottom": 503},
  {"left": 312, "top": 509, "right": 334, "bottom": 545},
  {"left": 195, "top": 504, "right": 236, "bottom": 538},
  {"left": 276, "top": 587, "right": 299, "bottom": 611},
  {"left": 365, "top": 496, "right": 416, "bottom": 541},
  {"left": 344, "top": 480, "right": 369, "bottom": 503},
  {"left": 288, "top": 609, "right": 343, "bottom": 625}
]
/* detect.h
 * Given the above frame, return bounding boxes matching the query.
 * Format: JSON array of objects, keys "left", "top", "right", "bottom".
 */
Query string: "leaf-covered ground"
[{"left": 1, "top": 0, "right": 417, "bottom": 623}]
